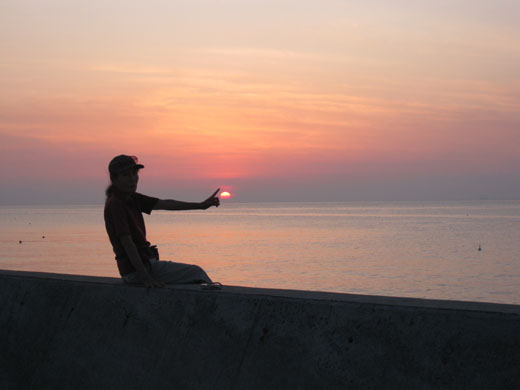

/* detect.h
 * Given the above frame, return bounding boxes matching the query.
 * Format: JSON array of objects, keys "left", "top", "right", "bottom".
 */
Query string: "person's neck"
[{"left": 113, "top": 187, "right": 133, "bottom": 200}]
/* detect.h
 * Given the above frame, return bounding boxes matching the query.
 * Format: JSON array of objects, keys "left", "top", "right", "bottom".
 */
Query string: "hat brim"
[{"left": 111, "top": 164, "right": 144, "bottom": 174}]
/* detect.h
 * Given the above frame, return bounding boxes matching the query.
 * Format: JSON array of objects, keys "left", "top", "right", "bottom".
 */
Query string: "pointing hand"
[{"left": 201, "top": 188, "right": 220, "bottom": 209}]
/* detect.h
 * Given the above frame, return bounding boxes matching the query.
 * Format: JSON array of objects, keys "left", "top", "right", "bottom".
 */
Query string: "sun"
[{"left": 220, "top": 191, "right": 231, "bottom": 198}]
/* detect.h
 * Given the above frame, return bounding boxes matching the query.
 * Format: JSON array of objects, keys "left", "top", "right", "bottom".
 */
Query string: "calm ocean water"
[{"left": 1, "top": 201, "right": 519, "bottom": 304}]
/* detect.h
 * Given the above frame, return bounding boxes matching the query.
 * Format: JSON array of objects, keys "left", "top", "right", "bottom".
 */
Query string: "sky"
[{"left": 1, "top": 0, "right": 519, "bottom": 204}]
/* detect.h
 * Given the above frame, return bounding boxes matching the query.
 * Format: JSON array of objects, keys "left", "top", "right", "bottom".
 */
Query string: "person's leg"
[{"left": 150, "top": 260, "right": 212, "bottom": 284}]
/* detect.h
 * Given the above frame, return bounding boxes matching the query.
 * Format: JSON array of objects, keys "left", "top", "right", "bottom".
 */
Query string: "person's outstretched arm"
[{"left": 153, "top": 188, "right": 220, "bottom": 211}]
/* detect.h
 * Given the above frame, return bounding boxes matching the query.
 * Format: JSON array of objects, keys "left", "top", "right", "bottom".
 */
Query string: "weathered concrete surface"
[{"left": 1, "top": 270, "right": 519, "bottom": 390}]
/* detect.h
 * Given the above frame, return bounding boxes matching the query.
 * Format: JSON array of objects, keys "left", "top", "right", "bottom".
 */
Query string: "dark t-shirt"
[{"left": 104, "top": 192, "right": 159, "bottom": 276}]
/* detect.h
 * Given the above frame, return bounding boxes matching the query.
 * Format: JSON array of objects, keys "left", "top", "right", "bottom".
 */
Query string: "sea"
[{"left": 1, "top": 201, "right": 519, "bottom": 305}]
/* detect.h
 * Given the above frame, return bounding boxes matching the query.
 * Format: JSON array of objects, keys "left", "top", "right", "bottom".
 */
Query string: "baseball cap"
[{"left": 108, "top": 155, "right": 144, "bottom": 175}]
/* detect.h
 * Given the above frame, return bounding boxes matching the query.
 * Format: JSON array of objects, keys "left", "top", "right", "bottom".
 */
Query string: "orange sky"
[{"left": 1, "top": 1, "right": 519, "bottom": 203}]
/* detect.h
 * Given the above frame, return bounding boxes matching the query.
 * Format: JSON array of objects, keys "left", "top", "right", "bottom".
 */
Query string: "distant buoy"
[
  {"left": 19, "top": 240, "right": 22, "bottom": 244},
  {"left": 478, "top": 245, "right": 482, "bottom": 251},
  {"left": 42, "top": 235, "right": 45, "bottom": 239}
]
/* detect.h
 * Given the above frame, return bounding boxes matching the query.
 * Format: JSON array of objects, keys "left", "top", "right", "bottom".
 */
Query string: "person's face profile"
[{"left": 113, "top": 168, "right": 139, "bottom": 193}]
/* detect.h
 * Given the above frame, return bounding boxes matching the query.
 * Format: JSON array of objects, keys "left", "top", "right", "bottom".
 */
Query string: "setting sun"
[{"left": 220, "top": 191, "right": 231, "bottom": 199}]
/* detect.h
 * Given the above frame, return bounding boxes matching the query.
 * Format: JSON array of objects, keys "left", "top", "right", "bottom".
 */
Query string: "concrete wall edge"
[{"left": 1, "top": 269, "right": 518, "bottom": 315}]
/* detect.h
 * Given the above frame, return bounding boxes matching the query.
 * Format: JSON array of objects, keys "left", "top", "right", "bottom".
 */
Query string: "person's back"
[{"left": 104, "top": 190, "right": 156, "bottom": 276}]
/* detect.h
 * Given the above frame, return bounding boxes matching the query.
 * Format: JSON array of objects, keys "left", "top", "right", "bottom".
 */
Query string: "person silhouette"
[{"left": 104, "top": 154, "right": 221, "bottom": 289}]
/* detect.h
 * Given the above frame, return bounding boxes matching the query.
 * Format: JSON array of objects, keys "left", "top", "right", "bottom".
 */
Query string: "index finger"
[{"left": 210, "top": 188, "right": 220, "bottom": 198}]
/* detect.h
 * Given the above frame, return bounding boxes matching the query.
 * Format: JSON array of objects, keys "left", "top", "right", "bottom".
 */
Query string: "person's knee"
[{"left": 192, "top": 264, "right": 211, "bottom": 282}]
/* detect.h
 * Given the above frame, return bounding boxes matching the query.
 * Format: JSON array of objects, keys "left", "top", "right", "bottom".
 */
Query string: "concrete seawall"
[{"left": 1, "top": 270, "right": 519, "bottom": 389}]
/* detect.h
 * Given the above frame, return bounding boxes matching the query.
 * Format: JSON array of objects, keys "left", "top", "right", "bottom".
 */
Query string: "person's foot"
[{"left": 201, "top": 282, "right": 223, "bottom": 290}]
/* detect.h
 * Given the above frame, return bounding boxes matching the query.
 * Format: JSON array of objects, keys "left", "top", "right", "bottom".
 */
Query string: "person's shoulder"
[
  {"left": 134, "top": 192, "right": 158, "bottom": 202},
  {"left": 134, "top": 192, "right": 159, "bottom": 214},
  {"left": 105, "top": 194, "right": 126, "bottom": 210}
]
